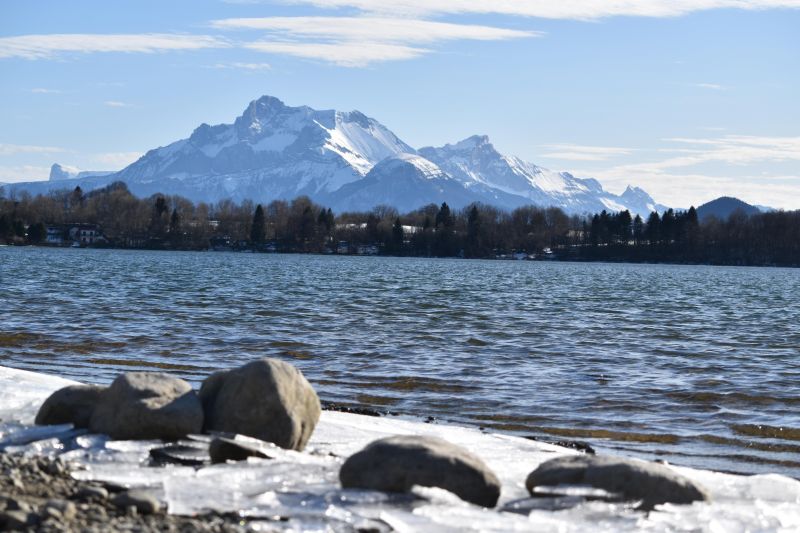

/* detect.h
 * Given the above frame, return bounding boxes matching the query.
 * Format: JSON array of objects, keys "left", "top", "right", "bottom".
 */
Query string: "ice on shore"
[{"left": 1, "top": 365, "right": 799, "bottom": 532}]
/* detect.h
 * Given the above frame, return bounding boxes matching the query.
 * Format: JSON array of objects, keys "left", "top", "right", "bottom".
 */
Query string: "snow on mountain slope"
[
  {"left": 112, "top": 95, "right": 413, "bottom": 198},
  {"left": 420, "top": 136, "right": 659, "bottom": 217},
  {"left": 5, "top": 95, "right": 666, "bottom": 216},
  {"left": 324, "top": 153, "right": 531, "bottom": 213},
  {"left": 49, "top": 163, "right": 113, "bottom": 182}
]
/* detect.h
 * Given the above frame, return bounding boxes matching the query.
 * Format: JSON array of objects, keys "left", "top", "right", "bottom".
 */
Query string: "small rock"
[
  {"left": 209, "top": 436, "right": 277, "bottom": 463},
  {"left": 45, "top": 499, "right": 77, "bottom": 521},
  {"left": 112, "top": 490, "right": 161, "bottom": 515},
  {"left": 75, "top": 485, "right": 109, "bottom": 502},
  {"left": 525, "top": 455, "right": 710, "bottom": 510},
  {"left": 200, "top": 358, "right": 321, "bottom": 451},
  {"left": 43, "top": 506, "right": 62, "bottom": 521},
  {"left": 1, "top": 510, "right": 38, "bottom": 530},
  {"left": 45, "top": 459, "right": 67, "bottom": 476},
  {"left": 35, "top": 384, "right": 105, "bottom": 428},
  {"left": 339, "top": 435, "right": 501, "bottom": 508},
  {"left": 89, "top": 372, "right": 204, "bottom": 441},
  {"left": 5, "top": 498, "right": 31, "bottom": 513}
]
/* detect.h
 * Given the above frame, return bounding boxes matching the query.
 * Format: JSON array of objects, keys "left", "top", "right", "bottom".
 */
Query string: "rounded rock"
[
  {"left": 89, "top": 372, "right": 203, "bottom": 441},
  {"left": 199, "top": 358, "right": 321, "bottom": 451},
  {"left": 525, "top": 455, "right": 710, "bottom": 510},
  {"left": 339, "top": 435, "right": 501, "bottom": 508},
  {"left": 35, "top": 385, "right": 105, "bottom": 428}
]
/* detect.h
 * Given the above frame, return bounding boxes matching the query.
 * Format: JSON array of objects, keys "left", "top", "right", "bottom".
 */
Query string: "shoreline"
[
  {"left": 2, "top": 365, "right": 800, "bottom": 532},
  {"left": 3, "top": 242, "right": 798, "bottom": 270}
]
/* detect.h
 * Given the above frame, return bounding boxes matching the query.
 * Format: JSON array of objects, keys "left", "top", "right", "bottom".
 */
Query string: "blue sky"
[{"left": 1, "top": 0, "right": 799, "bottom": 209}]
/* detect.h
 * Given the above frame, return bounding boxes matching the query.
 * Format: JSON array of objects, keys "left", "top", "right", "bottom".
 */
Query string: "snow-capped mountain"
[
  {"left": 4, "top": 95, "right": 665, "bottom": 216},
  {"left": 418, "top": 135, "right": 664, "bottom": 216}
]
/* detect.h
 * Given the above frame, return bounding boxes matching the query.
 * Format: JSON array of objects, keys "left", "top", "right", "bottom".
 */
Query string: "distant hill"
[{"left": 696, "top": 196, "right": 761, "bottom": 221}]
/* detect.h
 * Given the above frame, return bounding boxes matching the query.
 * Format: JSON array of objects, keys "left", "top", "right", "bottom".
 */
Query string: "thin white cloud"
[
  {"left": 594, "top": 168, "right": 800, "bottom": 210},
  {"left": 655, "top": 135, "right": 800, "bottom": 167},
  {"left": 694, "top": 82, "right": 727, "bottom": 90},
  {"left": 221, "top": 16, "right": 537, "bottom": 66},
  {"left": 577, "top": 135, "right": 800, "bottom": 208},
  {"left": 89, "top": 151, "right": 142, "bottom": 168},
  {"left": 539, "top": 143, "right": 634, "bottom": 161},
  {"left": 210, "top": 62, "right": 272, "bottom": 70},
  {"left": 288, "top": 0, "right": 800, "bottom": 19},
  {"left": 212, "top": 16, "right": 537, "bottom": 42},
  {"left": 0, "top": 143, "right": 67, "bottom": 156},
  {"left": 0, "top": 33, "right": 229, "bottom": 60},
  {"left": 0, "top": 165, "right": 52, "bottom": 183},
  {"left": 245, "top": 41, "right": 428, "bottom": 67},
  {"left": 104, "top": 101, "right": 133, "bottom": 108},
  {"left": 30, "top": 87, "right": 61, "bottom": 94}
]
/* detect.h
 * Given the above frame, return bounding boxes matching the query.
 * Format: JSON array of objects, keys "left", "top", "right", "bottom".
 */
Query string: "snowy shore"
[{"left": 1, "top": 365, "right": 799, "bottom": 532}]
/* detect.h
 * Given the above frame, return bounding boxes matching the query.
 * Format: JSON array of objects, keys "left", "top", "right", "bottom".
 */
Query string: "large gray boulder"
[
  {"left": 89, "top": 373, "right": 203, "bottom": 441},
  {"left": 35, "top": 385, "right": 104, "bottom": 428},
  {"left": 199, "top": 358, "right": 321, "bottom": 451},
  {"left": 526, "top": 455, "right": 710, "bottom": 510},
  {"left": 339, "top": 435, "right": 502, "bottom": 508}
]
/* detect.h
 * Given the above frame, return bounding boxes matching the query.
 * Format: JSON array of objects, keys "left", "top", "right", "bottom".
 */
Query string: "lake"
[{"left": 1, "top": 246, "right": 798, "bottom": 478}]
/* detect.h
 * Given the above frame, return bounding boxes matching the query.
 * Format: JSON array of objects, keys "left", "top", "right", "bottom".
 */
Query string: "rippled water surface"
[{"left": 2, "top": 247, "right": 799, "bottom": 477}]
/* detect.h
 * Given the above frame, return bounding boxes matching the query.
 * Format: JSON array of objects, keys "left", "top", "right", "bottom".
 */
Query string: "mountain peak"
[
  {"left": 622, "top": 185, "right": 652, "bottom": 199},
  {"left": 49, "top": 163, "right": 77, "bottom": 181},
  {"left": 252, "top": 94, "right": 287, "bottom": 110},
  {"left": 697, "top": 196, "right": 760, "bottom": 221},
  {"left": 451, "top": 134, "right": 492, "bottom": 151}
]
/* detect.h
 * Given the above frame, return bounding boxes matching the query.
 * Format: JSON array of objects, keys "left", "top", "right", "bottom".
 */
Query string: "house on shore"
[{"left": 68, "top": 224, "right": 106, "bottom": 246}]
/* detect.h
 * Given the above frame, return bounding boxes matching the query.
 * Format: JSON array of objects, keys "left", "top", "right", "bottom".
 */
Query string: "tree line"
[{"left": 1, "top": 181, "right": 798, "bottom": 267}]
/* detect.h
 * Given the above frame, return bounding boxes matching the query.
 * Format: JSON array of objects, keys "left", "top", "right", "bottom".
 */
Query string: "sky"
[{"left": 1, "top": 0, "right": 799, "bottom": 209}]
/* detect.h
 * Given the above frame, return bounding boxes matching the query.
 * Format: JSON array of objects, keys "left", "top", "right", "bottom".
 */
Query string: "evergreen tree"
[
  {"left": 661, "top": 208, "right": 676, "bottom": 244},
  {"left": 0, "top": 214, "right": 10, "bottom": 241},
  {"left": 27, "top": 222, "right": 46, "bottom": 244},
  {"left": 391, "top": 217, "right": 404, "bottom": 252},
  {"left": 435, "top": 202, "right": 453, "bottom": 228},
  {"left": 250, "top": 204, "right": 266, "bottom": 244},
  {"left": 617, "top": 210, "right": 633, "bottom": 243},
  {"left": 467, "top": 205, "right": 481, "bottom": 256},
  {"left": 169, "top": 208, "right": 181, "bottom": 234},
  {"left": 632, "top": 214, "right": 644, "bottom": 245},
  {"left": 645, "top": 211, "right": 661, "bottom": 245},
  {"left": 590, "top": 214, "right": 601, "bottom": 246}
]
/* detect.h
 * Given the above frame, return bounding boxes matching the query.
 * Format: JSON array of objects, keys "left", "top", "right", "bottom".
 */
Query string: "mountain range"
[{"left": 3, "top": 95, "right": 667, "bottom": 216}]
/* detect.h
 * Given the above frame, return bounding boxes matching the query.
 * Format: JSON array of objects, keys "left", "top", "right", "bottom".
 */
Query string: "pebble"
[
  {"left": 112, "top": 490, "right": 161, "bottom": 515},
  {"left": 1, "top": 509, "right": 37, "bottom": 529},
  {"left": 75, "top": 485, "right": 109, "bottom": 502},
  {"left": 1, "top": 452, "right": 249, "bottom": 532}
]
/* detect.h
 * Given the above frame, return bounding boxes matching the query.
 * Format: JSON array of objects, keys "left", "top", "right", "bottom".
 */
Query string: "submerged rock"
[
  {"left": 200, "top": 358, "right": 320, "bottom": 451},
  {"left": 89, "top": 373, "right": 203, "bottom": 441},
  {"left": 35, "top": 385, "right": 105, "bottom": 428},
  {"left": 525, "top": 455, "right": 710, "bottom": 510},
  {"left": 339, "top": 435, "right": 501, "bottom": 508}
]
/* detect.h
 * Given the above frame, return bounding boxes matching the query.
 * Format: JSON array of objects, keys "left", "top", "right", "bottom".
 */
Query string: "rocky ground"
[{"left": 0, "top": 452, "right": 250, "bottom": 532}]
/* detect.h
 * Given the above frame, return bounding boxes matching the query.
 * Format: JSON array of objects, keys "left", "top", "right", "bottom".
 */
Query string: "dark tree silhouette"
[{"left": 251, "top": 204, "right": 266, "bottom": 244}]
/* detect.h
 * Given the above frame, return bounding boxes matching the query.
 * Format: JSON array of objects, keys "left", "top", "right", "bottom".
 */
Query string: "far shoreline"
[{"left": 3, "top": 242, "right": 798, "bottom": 270}]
